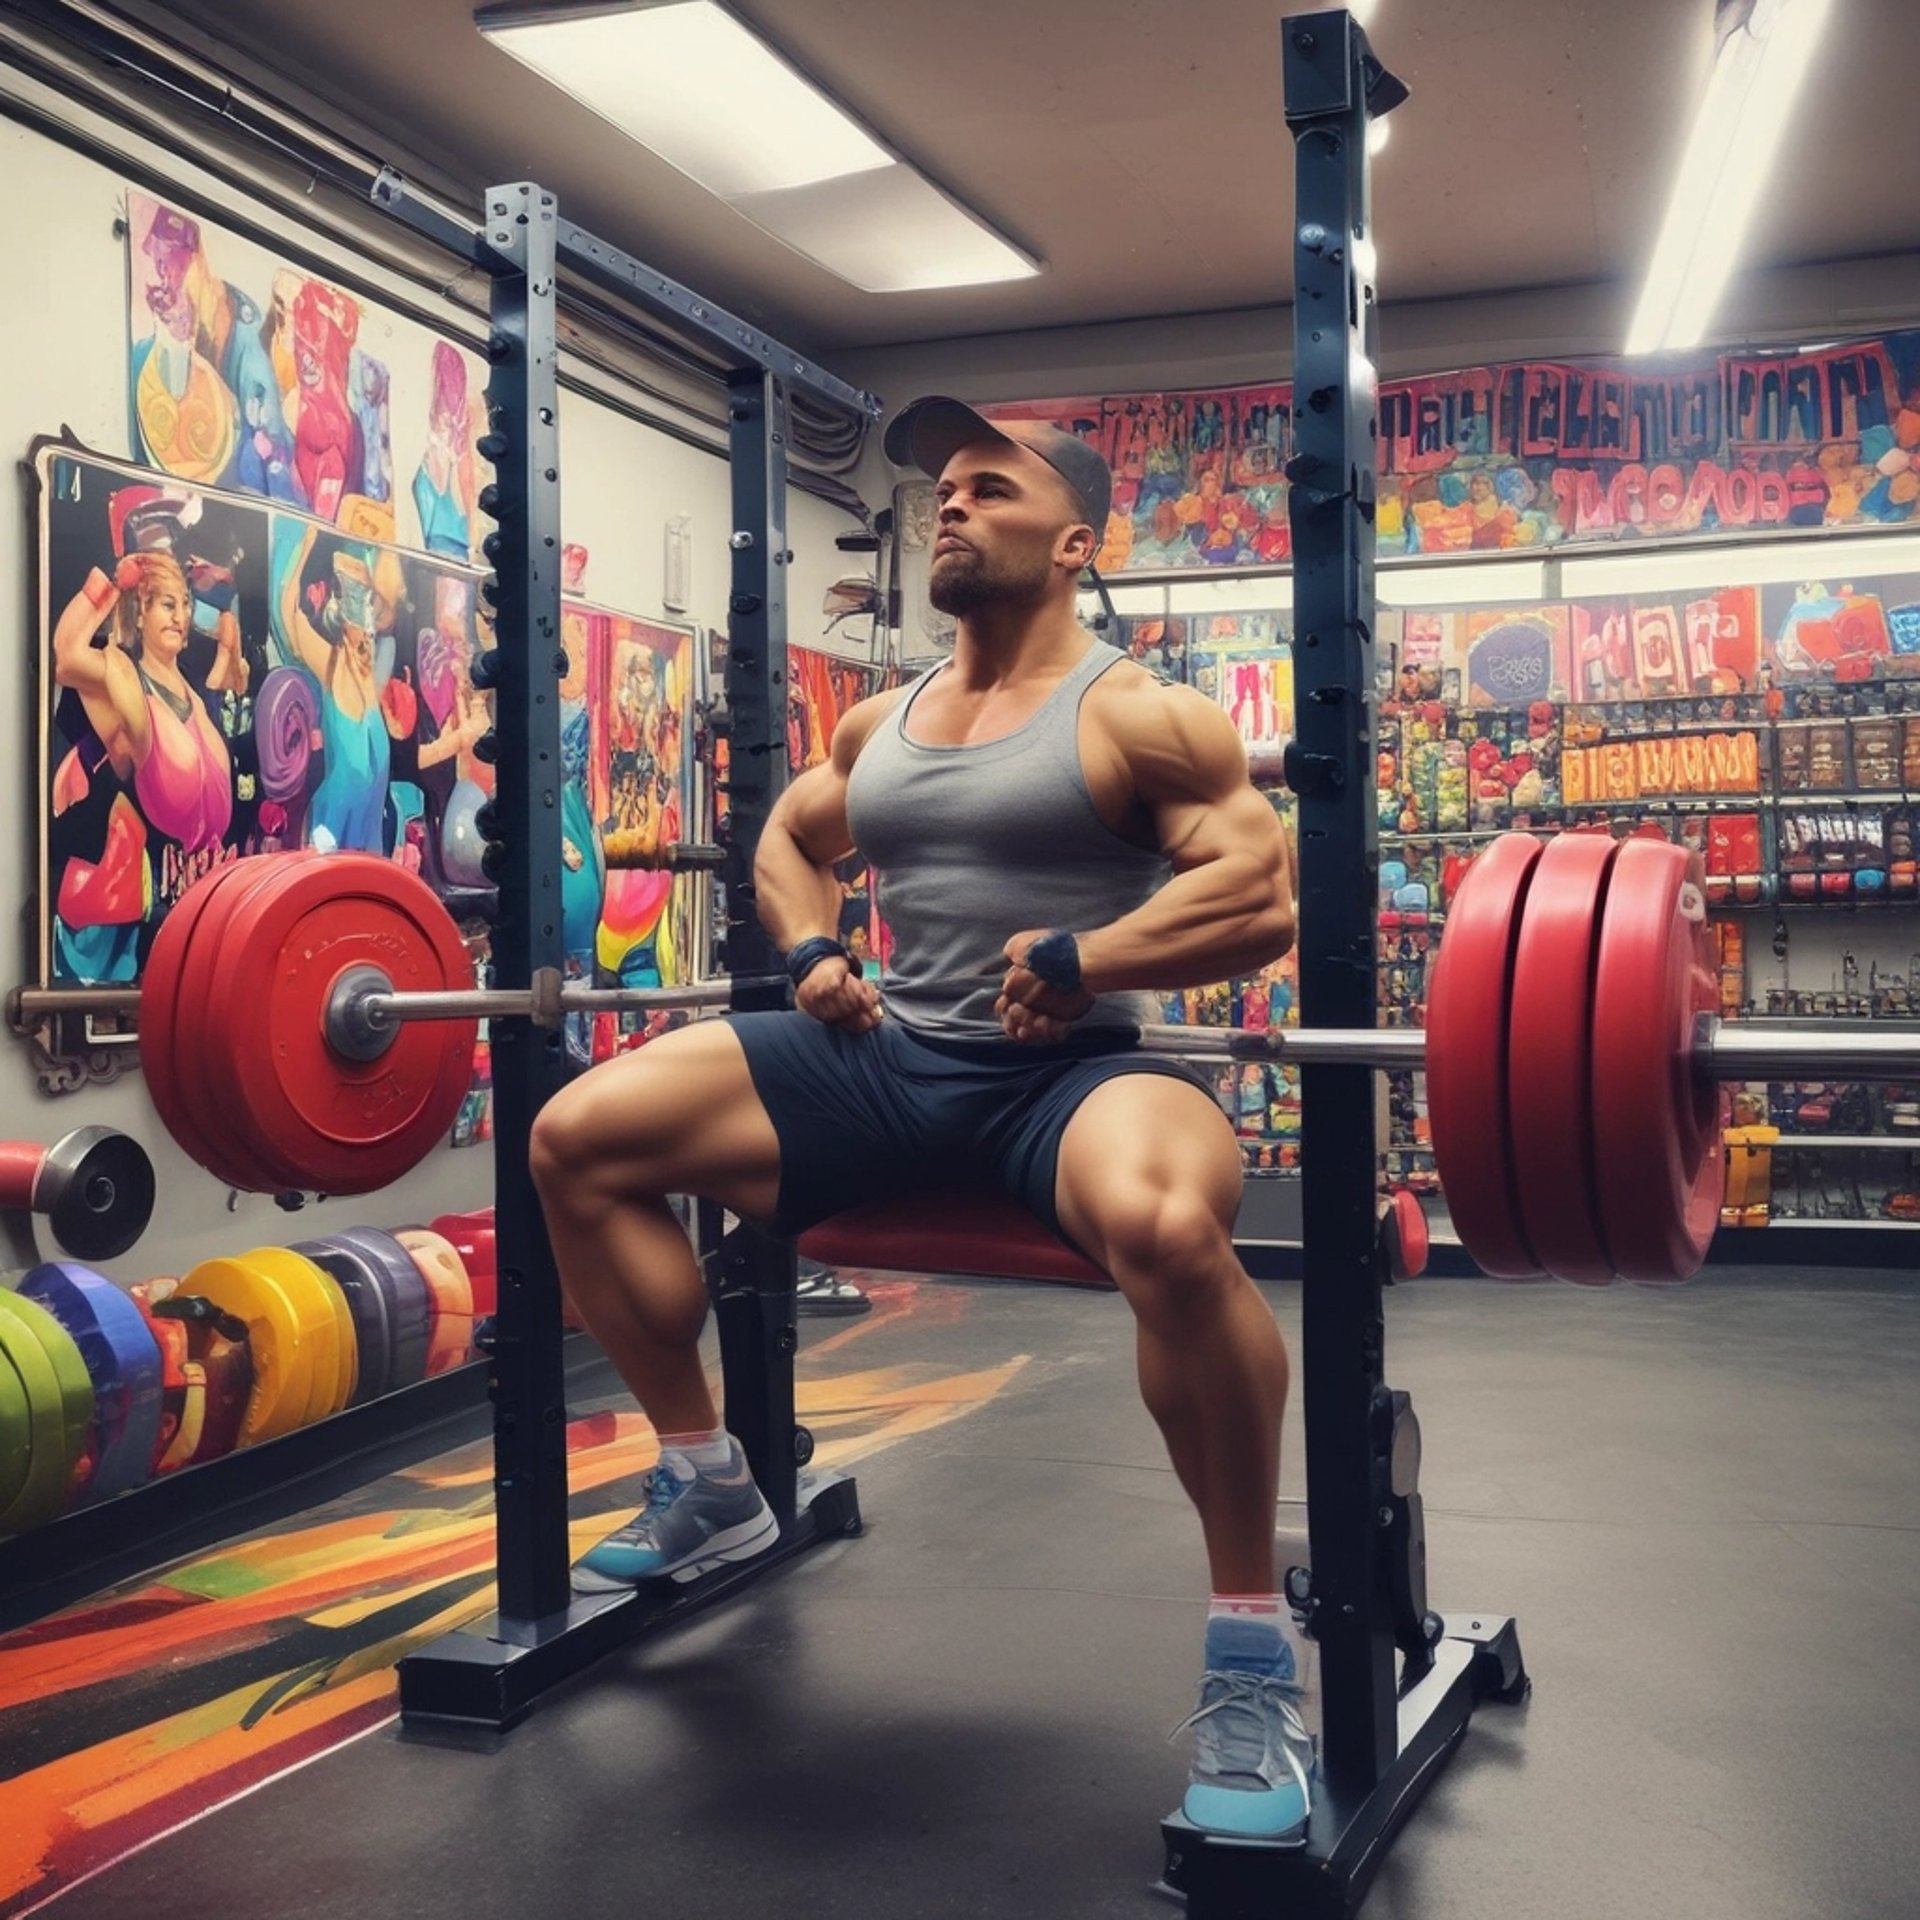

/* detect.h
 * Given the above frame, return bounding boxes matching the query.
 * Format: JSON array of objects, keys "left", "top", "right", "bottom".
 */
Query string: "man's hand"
[
  {"left": 797, "top": 956, "right": 883, "bottom": 1034},
  {"left": 997, "top": 931, "right": 1095, "bottom": 1044}
]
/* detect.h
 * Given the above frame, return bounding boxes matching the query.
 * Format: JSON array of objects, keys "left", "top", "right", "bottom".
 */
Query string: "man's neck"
[{"left": 946, "top": 600, "right": 1089, "bottom": 691}]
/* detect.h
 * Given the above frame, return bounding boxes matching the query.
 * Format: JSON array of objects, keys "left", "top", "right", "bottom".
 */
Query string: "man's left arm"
[{"left": 998, "top": 685, "right": 1295, "bottom": 1042}]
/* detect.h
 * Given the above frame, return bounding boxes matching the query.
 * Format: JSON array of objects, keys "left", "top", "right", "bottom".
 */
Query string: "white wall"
[{"left": 0, "top": 107, "right": 864, "bottom": 1284}]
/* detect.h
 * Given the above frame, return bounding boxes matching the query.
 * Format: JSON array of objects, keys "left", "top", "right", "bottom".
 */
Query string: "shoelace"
[
  {"left": 601, "top": 1462, "right": 689, "bottom": 1546},
  {"left": 1170, "top": 1670, "right": 1314, "bottom": 1803}
]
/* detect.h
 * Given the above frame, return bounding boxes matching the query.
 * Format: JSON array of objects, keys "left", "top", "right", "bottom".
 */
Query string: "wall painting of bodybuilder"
[
  {"left": 125, "top": 192, "right": 483, "bottom": 560},
  {"left": 560, "top": 612, "right": 697, "bottom": 1060},
  {"left": 32, "top": 444, "right": 702, "bottom": 1138}
]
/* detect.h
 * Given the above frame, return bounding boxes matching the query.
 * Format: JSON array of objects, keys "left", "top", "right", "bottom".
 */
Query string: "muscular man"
[{"left": 531, "top": 397, "right": 1308, "bottom": 1840}]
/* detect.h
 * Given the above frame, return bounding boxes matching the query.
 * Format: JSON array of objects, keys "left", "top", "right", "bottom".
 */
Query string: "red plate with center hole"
[
  {"left": 216, "top": 856, "right": 477, "bottom": 1195},
  {"left": 178, "top": 856, "right": 322, "bottom": 1193},
  {"left": 1590, "top": 837, "right": 1724, "bottom": 1283},
  {"left": 1507, "top": 831, "right": 1619, "bottom": 1284},
  {"left": 140, "top": 859, "right": 285, "bottom": 1184},
  {"left": 1425, "top": 833, "right": 1545, "bottom": 1279}
]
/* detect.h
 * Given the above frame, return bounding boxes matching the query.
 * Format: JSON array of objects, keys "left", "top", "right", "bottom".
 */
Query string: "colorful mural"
[
  {"left": 37, "top": 445, "right": 700, "bottom": 1017},
  {"left": 988, "top": 330, "right": 1920, "bottom": 569},
  {"left": 125, "top": 193, "right": 483, "bottom": 559},
  {"left": 1381, "top": 564, "right": 1920, "bottom": 708},
  {"left": 586, "top": 613, "right": 698, "bottom": 991}
]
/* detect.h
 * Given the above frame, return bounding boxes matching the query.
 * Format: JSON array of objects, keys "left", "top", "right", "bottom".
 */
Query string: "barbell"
[{"left": 11, "top": 835, "right": 1914, "bottom": 1284}]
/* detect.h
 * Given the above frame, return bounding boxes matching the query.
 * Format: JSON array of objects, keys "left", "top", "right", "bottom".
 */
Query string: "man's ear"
[{"left": 1057, "top": 522, "right": 1098, "bottom": 572}]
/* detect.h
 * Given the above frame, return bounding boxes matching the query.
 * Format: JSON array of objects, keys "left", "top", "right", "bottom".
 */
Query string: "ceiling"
[{"left": 135, "top": 0, "right": 1920, "bottom": 357}]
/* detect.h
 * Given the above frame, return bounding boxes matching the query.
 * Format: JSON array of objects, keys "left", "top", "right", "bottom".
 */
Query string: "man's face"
[{"left": 928, "top": 438, "right": 1087, "bottom": 617}]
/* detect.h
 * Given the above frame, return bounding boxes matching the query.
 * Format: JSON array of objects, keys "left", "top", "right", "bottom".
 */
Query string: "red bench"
[
  {"left": 799, "top": 1187, "right": 1430, "bottom": 1287},
  {"left": 798, "top": 1191, "right": 1116, "bottom": 1289}
]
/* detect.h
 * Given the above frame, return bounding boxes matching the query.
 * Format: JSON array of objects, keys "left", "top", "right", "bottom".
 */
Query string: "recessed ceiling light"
[{"left": 476, "top": 1, "right": 1040, "bottom": 291}]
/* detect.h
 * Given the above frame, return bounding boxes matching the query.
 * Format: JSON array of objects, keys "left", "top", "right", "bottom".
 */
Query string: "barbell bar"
[{"left": 1136, "top": 1021, "right": 1920, "bottom": 1081}]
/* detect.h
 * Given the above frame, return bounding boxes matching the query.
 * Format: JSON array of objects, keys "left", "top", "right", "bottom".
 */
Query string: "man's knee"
[
  {"left": 1096, "top": 1185, "right": 1237, "bottom": 1295},
  {"left": 530, "top": 1071, "right": 662, "bottom": 1205}
]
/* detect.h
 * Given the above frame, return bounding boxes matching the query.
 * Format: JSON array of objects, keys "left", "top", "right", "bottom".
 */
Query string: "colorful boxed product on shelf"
[{"left": 1852, "top": 717, "right": 1902, "bottom": 788}]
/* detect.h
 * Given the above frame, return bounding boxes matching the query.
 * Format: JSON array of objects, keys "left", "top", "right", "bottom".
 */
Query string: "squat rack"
[
  {"left": 376, "top": 12, "right": 1524, "bottom": 1914},
  {"left": 372, "top": 179, "right": 878, "bottom": 1722}
]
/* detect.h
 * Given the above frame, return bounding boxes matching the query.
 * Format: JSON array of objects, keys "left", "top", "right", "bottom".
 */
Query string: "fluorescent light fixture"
[
  {"left": 1625, "top": 0, "right": 1835, "bottom": 355},
  {"left": 1561, "top": 531, "right": 1920, "bottom": 599},
  {"left": 1376, "top": 559, "right": 1549, "bottom": 609},
  {"left": 1367, "top": 116, "right": 1390, "bottom": 155},
  {"left": 477, "top": 0, "right": 1039, "bottom": 291},
  {"left": 1169, "top": 576, "right": 1296, "bottom": 616},
  {"left": 1348, "top": 0, "right": 1382, "bottom": 23}
]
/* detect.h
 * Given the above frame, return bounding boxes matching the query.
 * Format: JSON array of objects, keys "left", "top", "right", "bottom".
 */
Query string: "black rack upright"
[
  {"left": 1159, "top": 15, "right": 1526, "bottom": 1917},
  {"left": 383, "top": 182, "right": 876, "bottom": 1729}
]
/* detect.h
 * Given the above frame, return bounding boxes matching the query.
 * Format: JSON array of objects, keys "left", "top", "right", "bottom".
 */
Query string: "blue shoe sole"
[{"left": 1182, "top": 1777, "right": 1310, "bottom": 1842}]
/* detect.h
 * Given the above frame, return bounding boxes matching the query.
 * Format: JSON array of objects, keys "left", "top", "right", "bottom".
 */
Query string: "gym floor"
[{"left": 31, "top": 1263, "right": 1920, "bottom": 1920}]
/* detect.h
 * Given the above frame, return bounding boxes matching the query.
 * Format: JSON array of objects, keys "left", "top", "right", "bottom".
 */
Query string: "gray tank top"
[{"left": 846, "top": 641, "right": 1170, "bottom": 1041}]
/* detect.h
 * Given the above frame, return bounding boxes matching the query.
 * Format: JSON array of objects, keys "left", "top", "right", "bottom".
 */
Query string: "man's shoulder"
[
  {"left": 830, "top": 682, "right": 913, "bottom": 769},
  {"left": 1087, "top": 650, "right": 1222, "bottom": 734},
  {"left": 1084, "top": 651, "right": 1249, "bottom": 795}
]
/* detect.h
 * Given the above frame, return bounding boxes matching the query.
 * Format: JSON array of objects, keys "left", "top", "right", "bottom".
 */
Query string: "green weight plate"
[
  {"left": 0, "top": 1291, "right": 92, "bottom": 1530},
  {"left": 0, "top": 1335, "right": 35, "bottom": 1519}
]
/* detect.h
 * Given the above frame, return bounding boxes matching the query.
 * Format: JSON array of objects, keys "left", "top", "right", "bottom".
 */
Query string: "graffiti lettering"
[{"left": 1728, "top": 341, "right": 1897, "bottom": 447}]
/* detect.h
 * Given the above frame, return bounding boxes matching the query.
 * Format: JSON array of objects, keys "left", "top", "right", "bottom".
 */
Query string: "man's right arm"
[{"left": 753, "top": 689, "right": 901, "bottom": 1030}]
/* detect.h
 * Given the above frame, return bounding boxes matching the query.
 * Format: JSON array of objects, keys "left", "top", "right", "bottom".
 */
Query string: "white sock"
[
  {"left": 1207, "top": 1595, "right": 1318, "bottom": 1733},
  {"left": 1208, "top": 1594, "right": 1286, "bottom": 1625},
  {"left": 659, "top": 1426, "right": 735, "bottom": 1474}
]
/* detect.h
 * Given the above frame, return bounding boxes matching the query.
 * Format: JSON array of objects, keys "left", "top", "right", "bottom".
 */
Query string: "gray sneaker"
[
  {"left": 1174, "top": 1622, "right": 1315, "bottom": 1840},
  {"left": 571, "top": 1441, "right": 779, "bottom": 1592}
]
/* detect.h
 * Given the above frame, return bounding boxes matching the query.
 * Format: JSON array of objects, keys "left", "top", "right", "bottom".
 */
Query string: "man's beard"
[{"left": 927, "top": 546, "right": 1049, "bottom": 617}]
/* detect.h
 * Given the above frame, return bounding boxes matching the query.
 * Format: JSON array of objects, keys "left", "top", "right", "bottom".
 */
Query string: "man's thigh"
[
  {"left": 722, "top": 1012, "right": 927, "bottom": 1233},
  {"left": 1055, "top": 1070, "right": 1244, "bottom": 1270},
  {"left": 994, "top": 1059, "right": 1241, "bottom": 1253}
]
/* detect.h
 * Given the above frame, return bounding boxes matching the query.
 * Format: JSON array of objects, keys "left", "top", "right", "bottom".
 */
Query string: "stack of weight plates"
[{"left": 17, "top": 1265, "right": 166, "bottom": 1501}]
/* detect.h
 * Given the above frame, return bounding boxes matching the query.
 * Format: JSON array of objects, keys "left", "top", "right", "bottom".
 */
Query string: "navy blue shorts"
[{"left": 723, "top": 1012, "right": 1213, "bottom": 1239}]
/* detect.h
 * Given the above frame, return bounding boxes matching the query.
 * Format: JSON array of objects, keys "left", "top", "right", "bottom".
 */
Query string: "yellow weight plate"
[
  {"left": 180, "top": 1255, "right": 312, "bottom": 1445},
  {"left": 394, "top": 1230, "right": 476, "bottom": 1378},
  {"left": 248, "top": 1248, "right": 356, "bottom": 1420},
  {"left": 0, "top": 1290, "right": 94, "bottom": 1528}
]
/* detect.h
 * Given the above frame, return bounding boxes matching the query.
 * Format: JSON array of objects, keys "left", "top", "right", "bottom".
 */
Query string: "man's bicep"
[
  {"left": 1158, "top": 781, "right": 1290, "bottom": 880},
  {"left": 1134, "top": 688, "right": 1272, "bottom": 867},
  {"left": 773, "top": 762, "right": 856, "bottom": 863}
]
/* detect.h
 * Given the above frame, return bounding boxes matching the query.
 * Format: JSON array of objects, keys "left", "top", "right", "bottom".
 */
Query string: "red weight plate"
[
  {"left": 1590, "top": 838, "right": 1723, "bottom": 1283},
  {"left": 220, "top": 856, "right": 477, "bottom": 1195},
  {"left": 1426, "top": 833, "right": 1545, "bottom": 1279},
  {"left": 178, "top": 856, "right": 321, "bottom": 1193},
  {"left": 431, "top": 1209, "right": 496, "bottom": 1316},
  {"left": 1386, "top": 1188, "right": 1428, "bottom": 1280},
  {"left": 1507, "top": 832, "right": 1619, "bottom": 1284},
  {"left": 199, "top": 856, "right": 339, "bottom": 1193},
  {"left": 139, "top": 860, "right": 265, "bottom": 1179}
]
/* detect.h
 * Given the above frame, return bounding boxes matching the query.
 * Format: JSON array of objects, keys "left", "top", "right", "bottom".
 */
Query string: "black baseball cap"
[{"left": 885, "top": 396, "right": 1112, "bottom": 535}]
